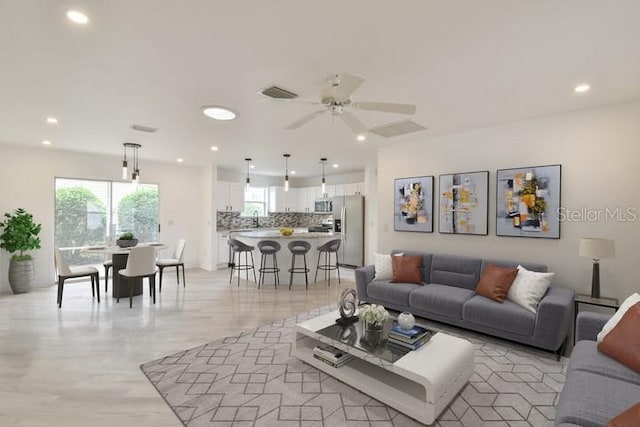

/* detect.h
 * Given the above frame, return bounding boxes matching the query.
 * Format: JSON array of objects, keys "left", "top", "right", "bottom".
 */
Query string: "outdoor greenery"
[
  {"left": 117, "top": 188, "right": 158, "bottom": 242},
  {"left": 0, "top": 208, "right": 42, "bottom": 261},
  {"left": 119, "top": 232, "right": 135, "bottom": 240}
]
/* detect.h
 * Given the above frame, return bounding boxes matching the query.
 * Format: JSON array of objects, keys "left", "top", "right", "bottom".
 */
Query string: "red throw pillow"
[
  {"left": 391, "top": 256, "right": 422, "bottom": 284},
  {"left": 475, "top": 264, "right": 518, "bottom": 302},
  {"left": 598, "top": 302, "right": 640, "bottom": 373},
  {"left": 607, "top": 402, "right": 640, "bottom": 427}
]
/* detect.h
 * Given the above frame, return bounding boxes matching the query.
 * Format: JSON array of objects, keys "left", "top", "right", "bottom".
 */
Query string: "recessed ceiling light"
[
  {"left": 210, "top": 146, "right": 219, "bottom": 151},
  {"left": 356, "top": 134, "right": 366, "bottom": 142},
  {"left": 201, "top": 106, "right": 237, "bottom": 121},
  {"left": 574, "top": 84, "right": 590, "bottom": 93},
  {"left": 250, "top": 165, "right": 255, "bottom": 169},
  {"left": 46, "top": 117, "right": 58, "bottom": 124},
  {"left": 291, "top": 171, "right": 296, "bottom": 175},
  {"left": 66, "top": 10, "right": 89, "bottom": 24},
  {"left": 332, "top": 164, "right": 339, "bottom": 168},
  {"left": 176, "top": 158, "right": 183, "bottom": 163},
  {"left": 42, "top": 140, "right": 51, "bottom": 146}
]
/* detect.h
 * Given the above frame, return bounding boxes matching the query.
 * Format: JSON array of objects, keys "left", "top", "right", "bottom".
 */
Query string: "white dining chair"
[
  {"left": 156, "top": 239, "right": 186, "bottom": 292},
  {"left": 55, "top": 248, "right": 100, "bottom": 309},
  {"left": 103, "top": 259, "right": 113, "bottom": 292},
  {"left": 117, "top": 246, "right": 157, "bottom": 308}
]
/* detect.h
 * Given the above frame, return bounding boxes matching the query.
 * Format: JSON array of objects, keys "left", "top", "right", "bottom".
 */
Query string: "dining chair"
[
  {"left": 117, "top": 246, "right": 157, "bottom": 308},
  {"left": 55, "top": 248, "right": 100, "bottom": 309},
  {"left": 156, "top": 239, "right": 186, "bottom": 292},
  {"left": 103, "top": 259, "right": 112, "bottom": 292}
]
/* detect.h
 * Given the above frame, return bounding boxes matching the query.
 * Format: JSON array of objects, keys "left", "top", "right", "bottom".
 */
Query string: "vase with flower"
[{"left": 359, "top": 304, "right": 389, "bottom": 346}]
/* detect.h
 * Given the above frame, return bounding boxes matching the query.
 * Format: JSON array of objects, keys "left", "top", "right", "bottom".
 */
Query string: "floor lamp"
[{"left": 579, "top": 238, "right": 615, "bottom": 299}]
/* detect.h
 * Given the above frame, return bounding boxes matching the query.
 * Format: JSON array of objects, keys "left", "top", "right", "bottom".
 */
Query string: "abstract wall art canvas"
[
  {"left": 394, "top": 176, "right": 434, "bottom": 232},
  {"left": 439, "top": 171, "right": 489, "bottom": 235},
  {"left": 496, "top": 164, "right": 561, "bottom": 239}
]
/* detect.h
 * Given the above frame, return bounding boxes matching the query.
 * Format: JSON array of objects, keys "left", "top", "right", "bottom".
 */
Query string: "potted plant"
[
  {"left": 0, "top": 208, "right": 42, "bottom": 294},
  {"left": 116, "top": 232, "right": 138, "bottom": 248}
]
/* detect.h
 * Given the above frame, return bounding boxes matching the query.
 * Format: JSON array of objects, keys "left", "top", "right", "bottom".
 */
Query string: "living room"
[{"left": 1, "top": 1, "right": 639, "bottom": 426}]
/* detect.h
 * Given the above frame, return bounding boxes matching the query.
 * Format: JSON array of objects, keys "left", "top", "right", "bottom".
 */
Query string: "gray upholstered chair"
[
  {"left": 287, "top": 240, "right": 311, "bottom": 290},
  {"left": 54, "top": 248, "right": 100, "bottom": 309},
  {"left": 257, "top": 240, "right": 281, "bottom": 289},
  {"left": 156, "top": 239, "right": 186, "bottom": 292},
  {"left": 118, "top": 246, "right": 157, "bottom": 308},
  {"left": 229, "top": 238, "right": 256, "bottom": 286}
]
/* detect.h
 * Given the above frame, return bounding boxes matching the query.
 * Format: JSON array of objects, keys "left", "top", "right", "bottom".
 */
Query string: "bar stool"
[
  {"left": 257, "top": 240, "right": 281, "bottom": 289},
  {"left": 314, "top": 238, "right": 342, "bottom": 286},
  {"left": 229, "top": 238, "right": 257, "bottom": 287},
  {"left": 287, "top": 240, "right": 311, "bottom": 290}
]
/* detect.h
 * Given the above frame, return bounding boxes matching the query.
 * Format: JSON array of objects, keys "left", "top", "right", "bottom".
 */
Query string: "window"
[
  {"left": 243, "top": 186, "right": 268, "bottom": 216},
  {"left": 54, "top": 178, "right": 159, "bottom": 265}
]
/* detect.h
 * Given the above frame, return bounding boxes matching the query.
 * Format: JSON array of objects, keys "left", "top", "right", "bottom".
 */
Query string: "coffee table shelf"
[{"left": 294, "top": 311, "right": 474, "bottom": 424}]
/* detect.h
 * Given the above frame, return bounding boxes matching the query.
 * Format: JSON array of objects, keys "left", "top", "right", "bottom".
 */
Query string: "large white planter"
[{"left": 8, "top": 259, "right": 34, "bottom": 294}]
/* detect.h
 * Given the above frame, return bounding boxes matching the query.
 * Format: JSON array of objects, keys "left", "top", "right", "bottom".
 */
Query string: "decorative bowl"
[
  {"left": 279, "top": 227, "right": 294, "bottom": 236},
  {"left": 116, "top": 238, "right": 138, "bottom": 248}
]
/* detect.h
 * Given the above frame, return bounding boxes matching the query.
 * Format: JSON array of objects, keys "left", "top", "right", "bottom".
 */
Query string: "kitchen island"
[{"left": 230, "top": 228, "right": 339, "bottom": 287}]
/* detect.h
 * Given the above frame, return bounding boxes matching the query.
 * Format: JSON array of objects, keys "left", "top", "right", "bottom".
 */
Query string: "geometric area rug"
[{"left": 140, "top": 305, "right": 567, "bottom": 427}]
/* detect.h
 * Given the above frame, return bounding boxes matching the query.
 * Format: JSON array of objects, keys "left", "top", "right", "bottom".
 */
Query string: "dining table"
[{"left": 84, "top": 243, "right": 168, "bottom": 298}]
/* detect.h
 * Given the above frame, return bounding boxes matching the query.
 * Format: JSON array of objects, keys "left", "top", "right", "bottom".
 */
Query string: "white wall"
[
  {"left": 377, "top": 100, "right": 640, "bottom": 301},
  {"left": 0, "top": 144, "right": 206, "bottom": 294}
]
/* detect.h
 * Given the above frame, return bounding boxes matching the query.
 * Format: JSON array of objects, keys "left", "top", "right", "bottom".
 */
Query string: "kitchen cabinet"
[
  {"left": 270, "top": 186, "right": 299, "bottom": 212},
  {"left": 344, "top": 182, "right": 365, "bottom": 196},
  {"left": 321, "top": 184, "right": 335, "bottom": 198},
  {"left": 217, "top": 231, "right": 230, "bottom": 267},
  {"left": 215, "top": 181, "right": 245, "bottom": 212},
  {"left": 298, "top": 186, "right": 320, "bottom": 212}
]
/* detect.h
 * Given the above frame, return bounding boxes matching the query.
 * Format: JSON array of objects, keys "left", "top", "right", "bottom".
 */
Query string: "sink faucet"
[{"left": 253, "top": 210, "right": 259, "bottom": 228}]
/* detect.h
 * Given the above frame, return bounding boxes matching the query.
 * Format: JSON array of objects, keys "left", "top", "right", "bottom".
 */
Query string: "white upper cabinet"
[
  {"left": 269, "top": 186, "right": 299, "bottom": 212},
  {"left": 215, "top": 181, "right": 245, "bottom": 212}
]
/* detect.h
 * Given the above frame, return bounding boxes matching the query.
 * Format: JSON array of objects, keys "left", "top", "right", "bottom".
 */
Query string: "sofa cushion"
[
  {"left": 373, "top": 253, "right": 403, "bottom": 280},
  {"left": 569, "top": 341, "right": 640, "bottom": 386},
  {"left": 608, "top": 402, "right": 640, "bottom": 427},
  {"left": 429, "top": 254, "right": 482, "bottom": 290},
  {"left": 409, "top": 284, "right": 474, "bottom": 319},
  {"left": 391, "top": 255, "right": 422, "bottom": 284},
  {"left": 481, "top": 259, "right": 547, "bottom": 273},
  {"left": 475, "top": 263, "right": 518, "bottom": 302},
  {"left": 555, "top": 370, "right": 640, "bottom": 427},
  {"left": 391, "top": 250, "right": 432, "bottom": 283},
  {"left": 366, "top": 280, "right": 422, "bottom": 307},
  {"left": 463, "top": 295, "right": 535, "bottom": 336},
  {"left": 598, "top": 301, "right": 640, "bottom": 373},
  {"left": 506, "top": 265, "right": 555, "bottom": 313},
  {"left": 598, "top": 293, "right": 640, "bottom": 342}
]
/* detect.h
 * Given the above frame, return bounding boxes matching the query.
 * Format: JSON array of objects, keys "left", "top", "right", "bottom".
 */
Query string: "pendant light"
[
  {"left": 283, "top": 154, "right": 290, "bottom": 192},
  {"left": 245, "top": 158, "right": 252, "bottom": 191},
  {"left": 320, "top": 158, "right": 327, "bottom": 195},
  {"left": 122, "top": 143, "right": 141, "bottom": 183}
]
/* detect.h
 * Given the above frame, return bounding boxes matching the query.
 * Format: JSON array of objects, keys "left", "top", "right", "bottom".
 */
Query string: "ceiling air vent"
[
  {"left": 260, "top": 85, "right": 298, "bottom": 99},
  {"left": 131, "top": 124, "right": 158, "bottom": 133},
  {"left": 369, "top": 120, "right": 427, "bottom": 138}
]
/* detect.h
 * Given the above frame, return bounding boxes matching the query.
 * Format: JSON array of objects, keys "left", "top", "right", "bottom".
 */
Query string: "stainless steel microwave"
[{"left": 314, "top": 199, "right": 332, "bottom": 213}]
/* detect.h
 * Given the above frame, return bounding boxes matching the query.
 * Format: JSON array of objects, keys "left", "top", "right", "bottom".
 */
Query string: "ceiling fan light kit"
[{"left": 283, "top": 73, "right": 417, "bottom": 137}]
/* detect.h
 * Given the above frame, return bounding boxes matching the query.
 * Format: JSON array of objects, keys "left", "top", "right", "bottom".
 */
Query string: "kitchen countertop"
[{"left": 231, "top": 228, "right": 336, "bottom": 239}]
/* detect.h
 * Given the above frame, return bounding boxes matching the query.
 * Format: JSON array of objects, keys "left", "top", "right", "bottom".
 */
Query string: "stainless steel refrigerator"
[{"left": 331, "top": 195, "right": 364, "bottom": 268}]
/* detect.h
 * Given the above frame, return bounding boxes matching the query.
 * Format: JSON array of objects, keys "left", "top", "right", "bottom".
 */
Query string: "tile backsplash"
[{"left": 217, "top": 211, "right": 331, "bottom": 230}]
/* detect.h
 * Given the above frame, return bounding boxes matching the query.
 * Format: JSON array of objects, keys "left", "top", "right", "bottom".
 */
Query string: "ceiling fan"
[{"left": 284, "top": 73, "right": 417, "bottom": 135}]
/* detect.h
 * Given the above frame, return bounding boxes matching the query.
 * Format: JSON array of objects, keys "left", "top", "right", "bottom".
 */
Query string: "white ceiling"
[{"left": 1, "top": 1, "right": 639, "bottom": 177}]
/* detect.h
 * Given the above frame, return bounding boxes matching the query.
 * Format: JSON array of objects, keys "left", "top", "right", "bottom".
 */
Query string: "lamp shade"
[{"left": 579, "top": 238, "right": 615, "bottom": 260}]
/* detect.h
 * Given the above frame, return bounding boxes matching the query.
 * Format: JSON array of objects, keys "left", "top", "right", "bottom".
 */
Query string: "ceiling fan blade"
[
  {"left": 340, "top": 111, "right": 368, "bottom": 135},
  {"left": 353, "top": 102, "right": 417, "bottom": 115},
  {"left": 331, "top": 73, "right": 365, "bottom": 100},
  {"left": 285, "top": 109, "right": 327, "bottom": 130}
]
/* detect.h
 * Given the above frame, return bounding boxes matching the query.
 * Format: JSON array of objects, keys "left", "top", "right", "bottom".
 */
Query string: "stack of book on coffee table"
[
  {"left": 313, "top": 345, "right": 354, "bottom": 368},
  {"left": 388, "top": 324, "right": 433, "bottom": 351}
]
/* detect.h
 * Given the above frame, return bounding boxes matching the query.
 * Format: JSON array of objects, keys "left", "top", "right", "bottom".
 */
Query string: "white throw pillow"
[
  {"left": 507, "top": 265, "right": 555, "bottom": 313},
  {"left": 374, "top": 253, "right": 403, "bottom": 280},
  {"left": 597, "top": 293, "right": 640, "bottom": 343}
]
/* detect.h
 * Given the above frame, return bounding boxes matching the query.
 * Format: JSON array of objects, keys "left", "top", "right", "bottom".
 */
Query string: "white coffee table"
[{"left": 294, "top": 311, "right": 474, "bottom": 425}]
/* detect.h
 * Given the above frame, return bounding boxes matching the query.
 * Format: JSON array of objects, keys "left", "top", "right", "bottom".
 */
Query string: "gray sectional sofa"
[
  {"left": 555, "top": 311, "right": 640, "bottom": 426},
  {"left": 355, "top": 251, "right": 575, "bottom": 354}
]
